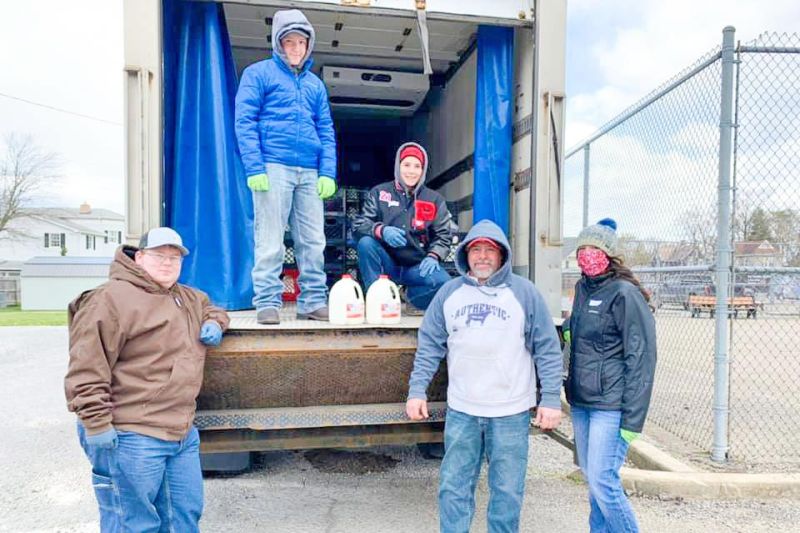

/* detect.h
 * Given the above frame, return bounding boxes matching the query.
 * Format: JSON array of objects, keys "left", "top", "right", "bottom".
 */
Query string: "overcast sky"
[{"left": 0, "top": 0, "right": 798, "bottom": 217}]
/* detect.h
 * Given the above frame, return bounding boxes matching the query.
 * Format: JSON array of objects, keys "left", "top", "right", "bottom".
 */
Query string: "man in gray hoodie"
[{"left": 406, "top": 219, "right": 563, "bottom": 533}]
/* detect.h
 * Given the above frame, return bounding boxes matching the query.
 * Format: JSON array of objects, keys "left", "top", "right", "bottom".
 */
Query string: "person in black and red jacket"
[{"left": 352, "top": 142, "right": 455, "bottom": 312}]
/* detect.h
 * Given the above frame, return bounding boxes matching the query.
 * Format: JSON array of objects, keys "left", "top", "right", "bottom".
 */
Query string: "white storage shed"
[{"left": 21, "top": 257, "right": 111, "bottom": 311}]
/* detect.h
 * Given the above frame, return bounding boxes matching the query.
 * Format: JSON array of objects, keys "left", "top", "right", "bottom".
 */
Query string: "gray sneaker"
[
  {"left": 256, "top": 307, "right": 280, "bottom": 325},
  {"left": 297, "top": 305, "right": 329, "bottom": 321}
]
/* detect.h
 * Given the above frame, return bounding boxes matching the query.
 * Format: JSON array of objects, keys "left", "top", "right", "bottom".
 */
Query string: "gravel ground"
[{"left": 1, "top": 327, "right": 799, "bottom": 533}]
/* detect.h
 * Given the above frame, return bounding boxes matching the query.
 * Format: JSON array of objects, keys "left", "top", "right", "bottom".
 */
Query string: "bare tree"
[
  {"left": 0, "top": 134, "right": 62, "bottom": 239},
  {"left": 678, "top": 206, "right": 717, "bottom": 263},
  {"left": 732, "top": 192, "right": 757, "bottom": 242}
]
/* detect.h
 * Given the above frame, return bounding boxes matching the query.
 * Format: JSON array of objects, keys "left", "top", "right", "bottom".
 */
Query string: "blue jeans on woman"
[
  {"left": 571, "top": 407, "right": 639, "bottom": 533},
  {"left": 438, "top": 408, "right": 530, "bottom": 533},
  {"left": 252, "top": 162, "right": 328, "bottom": 314},
  {"left": 77, "top": 422, "right": 204, "bottom": 533},
  {"left": 357, "top": 236, "right": 450, "bottom": 310}
]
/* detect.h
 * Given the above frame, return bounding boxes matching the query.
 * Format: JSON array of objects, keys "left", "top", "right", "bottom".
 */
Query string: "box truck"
[{"left": 123, "top": 0, "right": 566, "bottom": 464}]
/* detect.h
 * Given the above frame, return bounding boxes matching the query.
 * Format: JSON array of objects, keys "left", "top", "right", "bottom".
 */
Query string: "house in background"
[
  {"left": 0, "top": 203, "right": 124, "bottom": 262},
  {"left": 734, "top": 241, "right": 782, "bottom": 267},
  {"left": 652, "top": 242, "right": 703, "bottom": 267}
]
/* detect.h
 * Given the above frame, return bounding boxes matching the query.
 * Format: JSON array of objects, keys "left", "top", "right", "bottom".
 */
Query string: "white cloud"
[
  {"left": 0, "top": 0, "right": 124, "bottom": 213},
  {"left": 564, "top": 0, "right": 800, "bottom": 242},
  {"left": 567, "top": 0, "right": 800, "bottom": 144}
]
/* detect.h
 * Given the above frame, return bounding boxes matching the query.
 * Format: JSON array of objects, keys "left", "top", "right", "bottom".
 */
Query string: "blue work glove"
[
  {"left": 419, "top": 256, "right": 440, "bottom": 278},
  {"left": 86, "top": 427, "right": 118, "bottom": 449},
  {"left": 247, "top": 173, "right": 269, "bottom": 192},
  {"left": 200, "top": 321, "right": 223, "bottom": 347},
  {"left": 317, "top": 176, "right": 337, "bottom": 199},
  {"left": 382, "top": 226, "right": 407, "bottom": 248}
]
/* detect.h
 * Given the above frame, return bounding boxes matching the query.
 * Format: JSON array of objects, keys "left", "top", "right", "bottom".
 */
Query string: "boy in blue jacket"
[
  {"left": 406, "top": 219, "right": 563, "bottom": 532},
  {"left": 235, "top": 9, "right": 336, "bottom": 324}
]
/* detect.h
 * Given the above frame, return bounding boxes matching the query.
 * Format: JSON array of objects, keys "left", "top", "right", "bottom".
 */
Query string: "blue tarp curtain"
[
  {"left": 473, "top": 25, "right": 514, "bottom": 234},
  {"left": 163, "top": 0, "right": 254, "bottom": 309}
]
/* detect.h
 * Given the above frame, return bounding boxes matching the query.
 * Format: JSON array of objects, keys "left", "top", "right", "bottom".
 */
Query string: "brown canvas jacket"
[{"left": 65, "top": 246, "right": 230, "bottom": 441}]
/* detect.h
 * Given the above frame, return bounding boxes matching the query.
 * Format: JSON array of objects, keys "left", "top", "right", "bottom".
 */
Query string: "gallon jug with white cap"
[
  {"left": 329, "top": 274, "right": 365, "bottom": 325},
  {"left": 366, "top": 275, "right": 402, "bottom": 325}
]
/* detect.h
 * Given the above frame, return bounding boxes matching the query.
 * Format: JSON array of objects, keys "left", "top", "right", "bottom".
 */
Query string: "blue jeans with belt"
[
  {"left": 77, "top": 422, "right": 204, "bottom": 533},
  {"left": 438, "top": 408, "right": 531, "bottom": 533},
  {"left": 571, "top": 407, "right": 639, "bottom": 532}
]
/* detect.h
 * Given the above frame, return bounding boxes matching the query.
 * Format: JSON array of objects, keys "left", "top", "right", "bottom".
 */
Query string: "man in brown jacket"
[{"left": 65, "top": 227, "right": 229, "bottom": 533}]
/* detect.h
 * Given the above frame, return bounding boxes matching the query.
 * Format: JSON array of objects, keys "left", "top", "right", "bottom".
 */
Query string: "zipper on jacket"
[
  {"left": 294, "top": 72, "right": 301, "bottom": 169},
  {"left": 173, "top": 291, "right": 194, "bottom": 340}
]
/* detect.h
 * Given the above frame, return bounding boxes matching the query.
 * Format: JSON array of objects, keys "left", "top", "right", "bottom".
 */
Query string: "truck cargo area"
[
  {"left": 128, "top": 0, "right": 567, "bottom": 462},
  {"left": 223, "top": 2, "right": 493, "bottom": 284}
]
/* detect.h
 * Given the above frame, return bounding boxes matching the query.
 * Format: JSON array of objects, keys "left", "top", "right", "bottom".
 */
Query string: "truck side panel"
[
  {"left": 411, "top": 52, "right": 477, "bottom": 233},
  {"left": 123, "top": 0, "right": 163, "bottom": 243}
]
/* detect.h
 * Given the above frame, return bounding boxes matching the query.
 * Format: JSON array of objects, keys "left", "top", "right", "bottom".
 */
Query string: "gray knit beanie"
[{"left": 576, "top": 218, "right": 618, "bottom": 256}]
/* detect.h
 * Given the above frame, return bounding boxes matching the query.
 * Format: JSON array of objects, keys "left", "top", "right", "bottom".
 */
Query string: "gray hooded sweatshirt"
[{"left": 408, "top": 220, "right": 563, "bottom": 416}]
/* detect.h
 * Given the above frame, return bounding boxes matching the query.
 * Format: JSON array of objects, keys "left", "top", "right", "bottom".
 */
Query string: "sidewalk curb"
[
  {"left": 621, "top": 468, "right": 800, "bottom": 499},
  {"left": 621, "top": 439, "right": 800, "bottom": 499},
  {"left": 553, "top": 401, "right": 799, "bottom": 499},
  {"left": 626, "top": 439, "right": 696, "bottom": 473}
]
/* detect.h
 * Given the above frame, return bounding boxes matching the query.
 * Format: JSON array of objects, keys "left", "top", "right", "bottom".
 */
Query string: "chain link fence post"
[
  {"left": 712, "top": 26, "right": 736, "bottom": 463},
  {"left": 582, "top": 144, "right": 590, "bottom": 229}
]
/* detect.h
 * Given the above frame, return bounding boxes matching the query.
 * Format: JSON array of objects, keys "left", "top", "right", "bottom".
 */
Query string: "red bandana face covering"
[{"left": 577, "top": 248, "right": 610, "bottom": 277}]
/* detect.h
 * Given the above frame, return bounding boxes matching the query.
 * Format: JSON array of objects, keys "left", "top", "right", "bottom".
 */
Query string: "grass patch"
[{"left": 0, "top": 305, "right": 67, "bottom": 326}]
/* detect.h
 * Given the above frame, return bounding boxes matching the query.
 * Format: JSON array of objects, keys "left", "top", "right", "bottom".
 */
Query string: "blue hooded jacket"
[
  {"left": 407, "top": 220, "right": 563, "bottom": 416},
  {"left": 234, "top": 9, "right": 336, "bottom": 178}
]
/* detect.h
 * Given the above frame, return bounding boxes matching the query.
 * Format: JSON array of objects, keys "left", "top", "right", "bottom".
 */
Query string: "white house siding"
[{"left": 0, "top": 210, "right": 124, "bottom": 262}]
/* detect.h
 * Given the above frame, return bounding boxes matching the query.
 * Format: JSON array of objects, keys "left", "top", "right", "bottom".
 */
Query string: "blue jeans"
[
  {"left": 571, "top": 407, "right": 639, "bottom": 533},
  {"left": 357, "top": 236, "right": 450, "bottom": 310},
  {"left": 252, "top": 162, "right": 328, "bottom": 314},
  {"left": 439, "top": 408, "right": 530, "bottom": 533},
  {"left": 77, "top": 423, "right": 204, "bottom": 533}
]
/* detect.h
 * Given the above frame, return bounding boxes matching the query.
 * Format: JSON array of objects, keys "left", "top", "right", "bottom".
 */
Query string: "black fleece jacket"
[{"left": 566, "top": 273, "right": 657, "bottom": 433}]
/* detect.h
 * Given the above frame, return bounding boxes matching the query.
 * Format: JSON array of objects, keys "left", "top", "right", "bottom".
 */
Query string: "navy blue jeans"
[
  {"left": 77, "top": 422, "right": 204, "bottom": 533},
  {"left": 357, "top": 235, "right": 450, "bottom": 310},
  {"left": 571, "top": 407, "right": 639, "bottom": 532},
  {"left": 438, "top": 408, "right": 531, "bottom": 533}
]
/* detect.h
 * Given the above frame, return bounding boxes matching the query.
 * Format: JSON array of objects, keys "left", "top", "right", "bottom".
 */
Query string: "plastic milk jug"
[
  {"left": 329, "top": 274, "right": 365, "bottom": 325},
  {"left": 366, "top": 275, "right": 402, "bottom": 325}
]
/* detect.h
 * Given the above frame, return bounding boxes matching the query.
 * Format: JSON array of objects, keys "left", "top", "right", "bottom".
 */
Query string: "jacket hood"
[
  {"left": 109, "top": 245, "right": 174, "bottom": 294},
  {"left": 271, "top": 9, "right": 315, "bottom": 70},
  {"left": 394, "top": 142, "right": 429, "bottom": 194},
  {"left": 455, "top": 219, "right": 512, "bottom": 286}
]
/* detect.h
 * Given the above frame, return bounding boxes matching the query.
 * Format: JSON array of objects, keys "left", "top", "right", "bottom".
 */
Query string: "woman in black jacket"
[{"left": 566, "top": 218, "right": 657, "bottom": 533}]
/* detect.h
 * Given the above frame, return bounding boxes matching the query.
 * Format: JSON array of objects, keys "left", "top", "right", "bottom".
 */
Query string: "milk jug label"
[
  {"left": 347, "top": 302, "right": 364, "bottom": 319},
  {"left": 382, "top": 302, "right": 400, "bottom": 318}
]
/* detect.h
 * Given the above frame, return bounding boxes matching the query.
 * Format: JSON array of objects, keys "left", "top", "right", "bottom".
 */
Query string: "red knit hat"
[{"left": 399, "top": 145, "right": 425, "bottom": 167}]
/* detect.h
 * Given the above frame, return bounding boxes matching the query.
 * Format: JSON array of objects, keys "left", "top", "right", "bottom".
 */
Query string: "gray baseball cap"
[{"left": 138, "top": 227, "right": 190, "bottom": 256}]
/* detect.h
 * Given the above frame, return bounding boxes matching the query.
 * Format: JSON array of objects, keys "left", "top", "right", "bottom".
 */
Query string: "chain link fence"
[{"left": 563, "top": 30, "right": 800, "bottom": 470}]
